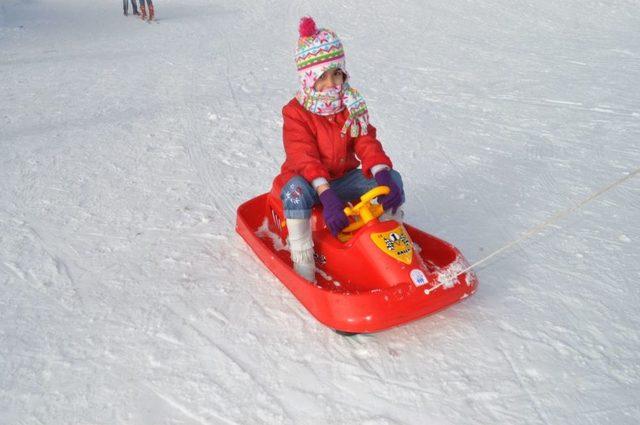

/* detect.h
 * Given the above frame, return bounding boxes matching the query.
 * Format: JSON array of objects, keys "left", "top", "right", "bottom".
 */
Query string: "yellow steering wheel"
[{"left": 337, "top": 186, "right": 389, "bottom": 241}]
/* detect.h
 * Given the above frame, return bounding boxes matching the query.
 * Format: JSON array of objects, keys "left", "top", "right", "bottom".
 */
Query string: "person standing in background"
[
  {"left": 139, "top": 0, "right": 155, "bottom": 21},
  {"left": 122, "top": 0, "right": 139, "bottom": 16}
]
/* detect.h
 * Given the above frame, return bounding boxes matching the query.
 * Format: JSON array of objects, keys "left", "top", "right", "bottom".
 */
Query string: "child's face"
[{"left": 313, "top": 68, "right": 346, "bottom": 92}]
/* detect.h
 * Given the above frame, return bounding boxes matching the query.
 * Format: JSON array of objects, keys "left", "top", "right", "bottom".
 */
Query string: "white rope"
[{"left": 429, "top": 167, "right": 640, "bottom": 292}]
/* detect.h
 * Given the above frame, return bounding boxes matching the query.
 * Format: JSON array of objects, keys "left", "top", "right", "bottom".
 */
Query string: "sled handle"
[{"left": 339, "top": 186, "right": 389, "bottom": 238}]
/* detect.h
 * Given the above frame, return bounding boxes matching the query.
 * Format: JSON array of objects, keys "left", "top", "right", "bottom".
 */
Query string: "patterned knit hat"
[{"left": 295, "top": 17, "right": 348, "bottom": 90}]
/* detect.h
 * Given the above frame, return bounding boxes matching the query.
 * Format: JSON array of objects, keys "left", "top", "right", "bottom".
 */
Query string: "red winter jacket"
[{"left": 272, "top": 98, "right": 392, "bottom": 194}]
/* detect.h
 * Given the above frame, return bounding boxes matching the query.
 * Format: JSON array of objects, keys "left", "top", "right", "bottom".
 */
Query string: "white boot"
[{"left": 286, "top": 218, "right": 316, "bottom": 282}]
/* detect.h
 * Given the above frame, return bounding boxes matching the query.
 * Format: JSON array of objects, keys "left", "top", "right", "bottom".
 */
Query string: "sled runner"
[{"left": 236, "top": 186, "right": 478, "bottom": 334}]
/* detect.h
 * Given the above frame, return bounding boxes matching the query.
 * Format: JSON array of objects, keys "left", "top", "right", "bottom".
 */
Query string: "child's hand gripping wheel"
[{"left": 338, "top": 186, "right": 390, "bottom": 242}]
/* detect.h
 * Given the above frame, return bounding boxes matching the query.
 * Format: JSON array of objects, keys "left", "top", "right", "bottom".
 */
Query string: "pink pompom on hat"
[{"left": 294, "top": 16, "right": 347, "bottom": 90}]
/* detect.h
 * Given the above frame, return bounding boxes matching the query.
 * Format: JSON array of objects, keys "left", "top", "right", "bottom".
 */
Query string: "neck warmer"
[{"left": 295, "top": 82, "right": 370, "bottom": 138}]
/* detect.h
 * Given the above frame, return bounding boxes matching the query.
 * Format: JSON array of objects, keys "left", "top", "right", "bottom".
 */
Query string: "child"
[
  {"left": 139, "top": 0, "right": 155, "bottom": 21},
  {"left": 272, "top": 17, "right": 405, "bottom": 282}
]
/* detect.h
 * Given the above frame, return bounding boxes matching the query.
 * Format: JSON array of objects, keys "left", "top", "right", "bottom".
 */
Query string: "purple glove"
[
  {"left": 375, "top": 169, "right": 403, "bottom": 214},
  {"left": 319, "top": 188, "right": 350, "bottom": 237}
]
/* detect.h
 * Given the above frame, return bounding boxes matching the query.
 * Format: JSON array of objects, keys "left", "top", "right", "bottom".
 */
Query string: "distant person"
[
  {"left": 122, "top": 0, "right": 139, "bottom": 16},
  {"left": 139, "top": 0, "right": 155, "bottom": 21}
]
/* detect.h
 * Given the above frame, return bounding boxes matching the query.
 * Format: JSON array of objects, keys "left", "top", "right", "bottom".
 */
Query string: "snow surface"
[{"left": 2, "top": 0, "right": 640, "bottom": 423}]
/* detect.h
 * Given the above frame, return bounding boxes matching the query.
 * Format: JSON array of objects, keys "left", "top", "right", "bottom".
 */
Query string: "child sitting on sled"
[{"left": 272, "top": 17, "right": 405, "bottom": 282}]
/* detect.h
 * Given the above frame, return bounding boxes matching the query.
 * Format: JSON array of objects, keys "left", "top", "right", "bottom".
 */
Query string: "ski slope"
[{"left": 1, "top": 0, "right": 639, "bottom": 423}]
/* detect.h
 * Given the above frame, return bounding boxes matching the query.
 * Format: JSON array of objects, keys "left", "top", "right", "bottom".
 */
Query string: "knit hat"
[
  {"left": 295, "top": 17, "right": 348, "bottom": 90},
  {"left": 294, "top": 17, "right": 370, "bottom": 137}
]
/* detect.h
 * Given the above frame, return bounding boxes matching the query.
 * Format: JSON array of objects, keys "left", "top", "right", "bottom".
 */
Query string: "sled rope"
[{"left": 434, "top": 167, "right": 640, "bottom": 291}]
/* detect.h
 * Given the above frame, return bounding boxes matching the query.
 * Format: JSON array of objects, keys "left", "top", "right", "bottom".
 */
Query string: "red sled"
[{"left": 235, "top": 186, "right": 478, "bottom": 334}]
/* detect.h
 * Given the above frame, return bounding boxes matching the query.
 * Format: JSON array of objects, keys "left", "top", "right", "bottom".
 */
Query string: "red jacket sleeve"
[
  {"left": 353, "top": 123, "right": 393, "bottom": 178},
  {"left": 282, "top": 104, "right": 331, "bottom": 183}
]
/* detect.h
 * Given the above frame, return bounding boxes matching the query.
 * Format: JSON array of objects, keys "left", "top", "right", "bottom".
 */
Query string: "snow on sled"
[{"left": 236, "top": 186, "right": 478, "bottom": 334}]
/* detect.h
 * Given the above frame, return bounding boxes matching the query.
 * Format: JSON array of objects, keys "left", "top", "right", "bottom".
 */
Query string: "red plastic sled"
[{"left": 235, "top": 187, "right": 478, "bottom": 334}]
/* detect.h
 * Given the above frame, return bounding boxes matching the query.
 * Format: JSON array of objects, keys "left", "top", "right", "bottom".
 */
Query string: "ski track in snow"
[{"left": 1, "top": 0, "right": 640, "bottom": 424}]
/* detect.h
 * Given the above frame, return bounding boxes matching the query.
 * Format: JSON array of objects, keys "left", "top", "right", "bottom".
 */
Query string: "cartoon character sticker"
[
  {"left": 370, "top": 226, "right": 414, "bottom": 264},
  {"left": 410, "top": 269, "right": 428, "bottom": 287}
]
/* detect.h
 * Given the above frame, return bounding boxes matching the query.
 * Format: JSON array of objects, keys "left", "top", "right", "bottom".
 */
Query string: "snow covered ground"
[{"left": 1, "top": 0, "right": 639, "bottom": 423}]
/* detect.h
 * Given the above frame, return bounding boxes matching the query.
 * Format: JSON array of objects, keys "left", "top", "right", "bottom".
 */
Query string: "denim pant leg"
[
  {"left": 281, "top": 176, "right": 319, "bottom": 219},
  {"left": 331, "top": 168, "right": 405, "bottom": 204}
]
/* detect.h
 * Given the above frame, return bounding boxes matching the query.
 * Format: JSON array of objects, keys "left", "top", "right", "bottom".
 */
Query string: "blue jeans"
[
  {"left": 123, "top": 0, "right": 138, "bottom": 13},
  {"left": 281, "top": 168, "right": 405, "bottom": 219}
]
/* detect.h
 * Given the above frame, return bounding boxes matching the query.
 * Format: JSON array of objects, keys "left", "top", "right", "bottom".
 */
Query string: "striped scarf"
[{"left": 296, "top": 83, "right": 370, "bottom": 137}]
